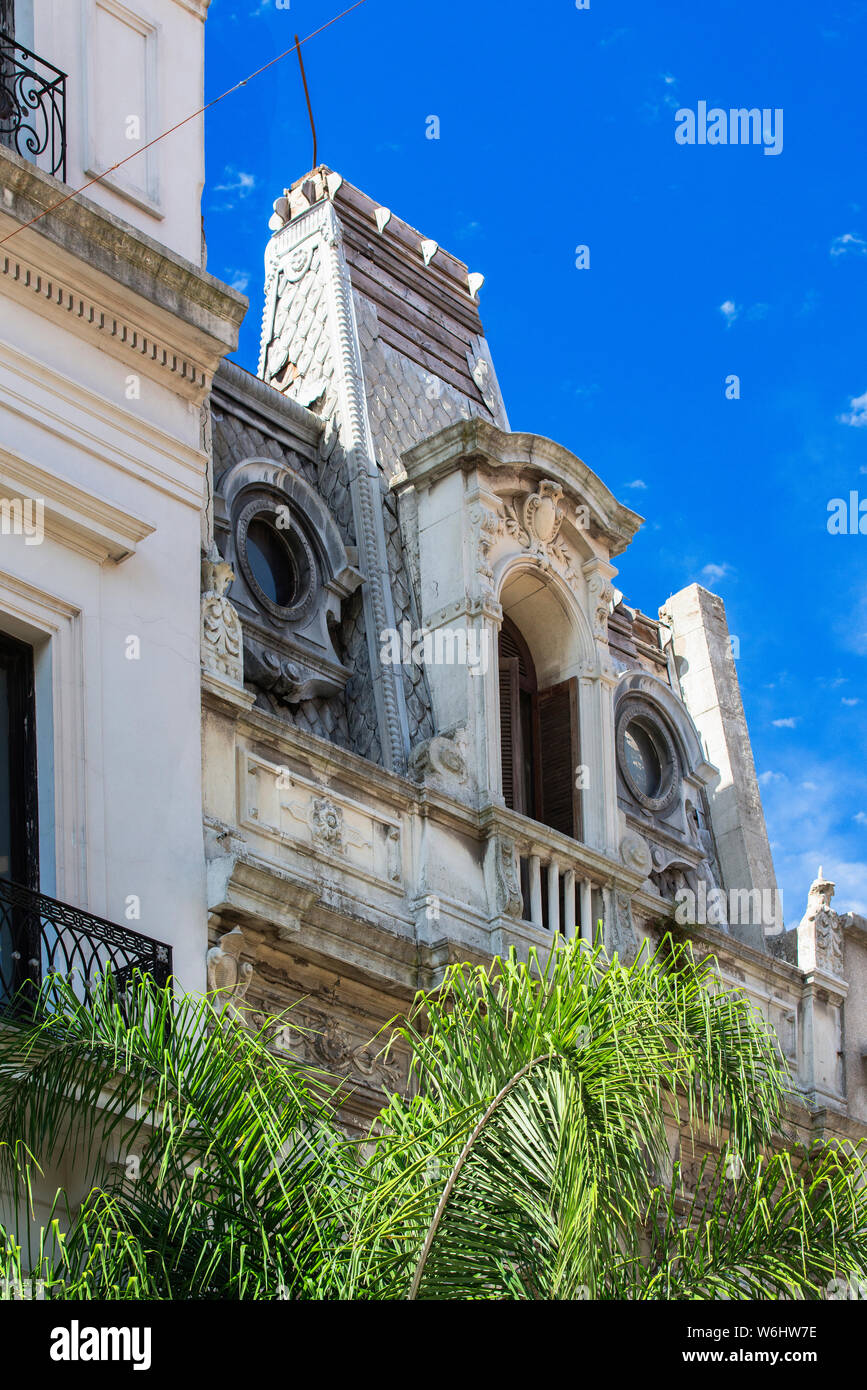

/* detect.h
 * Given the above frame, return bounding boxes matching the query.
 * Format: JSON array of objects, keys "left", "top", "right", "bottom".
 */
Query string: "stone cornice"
[
  {"left": 174, "top": 0, "right": 211, "bottom": 17},
  {"left": 212, "top": 358, "right": 323, "bottom": 451},
  {"left": 0, "top": 146, "right": 245, "bottom": 402},
  {"left": 0, "top": 339, "right": 207, "bottom": 510},
  {"left": 399, "top": 417, "right": 644, "bottom": 558},
  {"left": 0, "top": 447, "right": 154, "bottom": 562},
  {"left": 671, "top": 919, "right": 811, "bottom": 989}
]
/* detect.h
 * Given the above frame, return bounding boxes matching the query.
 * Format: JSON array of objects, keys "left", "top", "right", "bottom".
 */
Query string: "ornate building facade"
[
  {"left": 0, "top": 0, "right": 243, "bottom": 1227},
  {"left": 202, "top": 167, "right": 867, "bottom": 1144}
]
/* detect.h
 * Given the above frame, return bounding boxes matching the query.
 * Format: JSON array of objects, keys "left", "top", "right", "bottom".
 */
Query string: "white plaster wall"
[
  {"left": 0, "top": 298, "right": 208, "bottom": 990},
  {"left": 32, "top": 0, "right": 209, "bottom": 265}
]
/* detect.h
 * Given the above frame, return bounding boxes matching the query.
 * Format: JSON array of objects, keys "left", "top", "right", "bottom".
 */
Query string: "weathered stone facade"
[{"left": 202, "top": 167, "right": 867, "bottom": 1145}]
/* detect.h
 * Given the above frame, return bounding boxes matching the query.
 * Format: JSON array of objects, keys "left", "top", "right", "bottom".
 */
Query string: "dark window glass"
[
  {"left": 245, "top": 518, "right": 298, "bottom": 608},
  {"left": 0, "top": 632, "right": 38, "bottom": 888},
  {"left": 498, "top": 618, "right": 581, "bottom": 841},
  {"left": 624, "top": 720, "right": 662, "bottom": 797}
]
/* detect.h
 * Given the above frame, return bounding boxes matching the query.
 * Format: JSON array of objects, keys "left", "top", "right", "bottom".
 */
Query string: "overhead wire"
[{"left": 0, "top": 0, "right": 367, "bottom": 248}]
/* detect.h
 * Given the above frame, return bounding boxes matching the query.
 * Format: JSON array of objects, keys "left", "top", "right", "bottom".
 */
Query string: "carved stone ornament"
[
  {"left": 620, "top": 831, "right": 653, "bottom": 878},
  {"left": 280, "top": 788, "right": 371, "bottom": 856},
  {"left": 499, "top": 479, "right": 578, "bottom": 590},
  {"left": 799, "top": 868, "right": 844, "bottom": 977},
  {"left": 586, "top": 571, "right": 614, "bottom": 642},
  {"left": 470, "top": 505, "right": 500, "bottom": 592},
  {"left": 299, "top": 1011, "right": 401, "bottom": 1088},
  {"left": 610, "top": 892, "right": 639, "bottom": 965},
  {"left": 523, "top": 479, "right": 565, "bottom": 549},
  {"left": 495, "top": 835, "right": 523, "bottom": 918},
  {"left": 201, "top": 543, "right": 244, "bottom": 685},
  {"left": 409, "top": 724, "right": 470, "bottom": 790},
  {"left": 309, "top": 795, "right": 344, "bottom": 849},
  {"left": 206, "top": 926, "right": 254, "bottom": 1020}
]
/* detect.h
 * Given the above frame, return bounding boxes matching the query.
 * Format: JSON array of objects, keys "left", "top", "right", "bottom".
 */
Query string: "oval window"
[
  {"left": 245, "top": 517, "right": 299, "bottom": 609},
  {"left": 623, "top": 720, "right": 662, "bottom": 798}
]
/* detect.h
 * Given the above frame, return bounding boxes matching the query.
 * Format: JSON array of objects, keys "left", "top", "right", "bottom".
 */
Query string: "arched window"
[{"left": 498, "top": 616, "right": 582, "bottom": 840}]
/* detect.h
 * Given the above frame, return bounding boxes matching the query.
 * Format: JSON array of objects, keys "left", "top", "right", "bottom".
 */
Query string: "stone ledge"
[{"left": 0, "top": 145, "right": 246, "bottom": 348}]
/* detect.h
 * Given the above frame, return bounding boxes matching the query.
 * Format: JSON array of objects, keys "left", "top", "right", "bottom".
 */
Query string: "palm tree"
[
  {"left": 0, "top": 935, "right": 864, "bottom": 1300},
  {"left": 0, "top": 976, "right": 355, "bottom": 1298},
  {"left": 344, "top": 935, "right": 867, "bottom": 1300}
]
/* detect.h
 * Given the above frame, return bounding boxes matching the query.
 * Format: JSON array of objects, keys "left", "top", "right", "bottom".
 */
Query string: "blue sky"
[{"left": 203, "top": 0, "right": 867, "bottom": 920}]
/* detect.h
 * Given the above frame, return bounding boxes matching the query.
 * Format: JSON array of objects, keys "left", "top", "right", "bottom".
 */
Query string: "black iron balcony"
[
  {"left": 0, "top": 878, "right": 172, "bottom": 1012},
  {"left": 0, "top": 31, "right": 66, "bottom": 181}
]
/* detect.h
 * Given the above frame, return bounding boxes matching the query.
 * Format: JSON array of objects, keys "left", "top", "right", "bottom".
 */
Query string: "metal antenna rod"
[{"left": 295, "top": 33, "right": 318, "bottom": 171}]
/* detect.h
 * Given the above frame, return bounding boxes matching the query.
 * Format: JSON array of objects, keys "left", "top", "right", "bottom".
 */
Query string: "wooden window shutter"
[
  {"left": 537, "top": 678, "right": 581, "bottom": 840},
  {"left": 498, "top": 656, "right": 522, "bottom": 811}
]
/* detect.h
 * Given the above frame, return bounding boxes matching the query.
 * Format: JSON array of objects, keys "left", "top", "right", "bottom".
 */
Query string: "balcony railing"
[
  {"left": 0, "top": 878, "right": 172, "bottom": 1013},
  {"left": 0, "top": 31, "right": 66, "bottom": 181},
  {"left": 517, "top": 848, "right": 597, "bottom": 938}
]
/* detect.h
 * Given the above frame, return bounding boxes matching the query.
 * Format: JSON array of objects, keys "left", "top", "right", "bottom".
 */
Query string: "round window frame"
[
  {"left": 235, "top": 495, "right": 317, "bottom": 623},
  {"left": 615, "top": 700, "right": 680, "bottom": 813}
]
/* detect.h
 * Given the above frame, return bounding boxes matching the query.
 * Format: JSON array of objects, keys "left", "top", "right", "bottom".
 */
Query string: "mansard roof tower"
[{"left": 203, "top": 166, "right": 864, "bottom": 1138}]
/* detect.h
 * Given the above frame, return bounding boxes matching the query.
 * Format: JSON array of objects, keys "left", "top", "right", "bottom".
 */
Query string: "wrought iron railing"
[
  {"left": 0, "top": 32, "right": 66, "bottom": 181},
  {"left": 0, "top": 878, "right": 172, "bottom": 1013}
]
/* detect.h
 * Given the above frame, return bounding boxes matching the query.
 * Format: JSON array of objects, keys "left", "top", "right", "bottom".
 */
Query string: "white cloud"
[
  {"left": 772, "top": 717, "right": 799, "bottom": 729},
  {"left": 838, "top": 390, "right": 867, "bottom": 427},
  {"left": 719, "top": 300, "right": 739, "bottom": 327},
  {"left": 211, "top": 168, "right": 257, "bottom": 211},
  {"left": 228, "top": 271, "right": 250, "bottom": 293},
  {"left": 700, "top": 562, "right": 732, "bottom": 584},
  {"left": 641, "top": 73, "right": 680, "bottom": 120},
  {"left": 623, "top": 479, "right": 647, "bottom": 490},
  {"left": 830, "top": 232, "right": 867, "bottom": 258},
  {"left": 758, "top": 770, "right": 787, "bottom": 785},
  {"left": 661, "top": 73, "right": 679, "bottom": 107},
  {"left": 756, "top": 760, "right": 867, "bottom": 917},
  {"left": 842, "top": 697, "right": 861, "bottom": 706}
]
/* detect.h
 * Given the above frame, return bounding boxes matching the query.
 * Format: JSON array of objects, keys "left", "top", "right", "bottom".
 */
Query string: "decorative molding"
[
  {"left": 494, "top": 834, "right": 523, "bottom": 918},
  {"left": 216, "top": 456, "right": 363, "bottom": 705},
  {"left": 582, "top": 556, "right": 616, "bottom": 642},
  {"left": 0, "top": 447, "right": 155, "bottom": 562},
  {"left": 319, "top": 203, "right": 408, "bottom": 769},
  {"left": 289, "top": 1008, "right": 401, "bottom": 1089},
  {"left": 0, "top": 339, "right": 208, "bottom": 512},
  {"left": 0, "top": 570, "right": 87, "bottom": 907},
  {"left": 610, "top": 890, "right": 639, "bottom": 965},
  {"left": 80, "top": 0, "right": 161, "bottom": 213},
  {"left": 476, "top": 478, "right": 586, "bottom": 597},
  {"left": 409, "top": 724, "right": 470, "bottom": 794},
  {"left": 201, "top": 543, "right": 243, "bottom": 685},
  {"left": 620, "top": 830, "right": 652, "bottom": 878},
  {"left": 239, "top": 751, "right": 405, "bottom": 896},
  {"left": 799, "top": 869, "right": 845, "bottom": 978},
  {"left": 469, "top": 503, "right": 500, "bottom": 596},
  {"left": 0, "top": 246, "right": 211, "bottom": 399},
  {"left": 206, "top": 925, "right": 254, "bottom": 1020}
]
